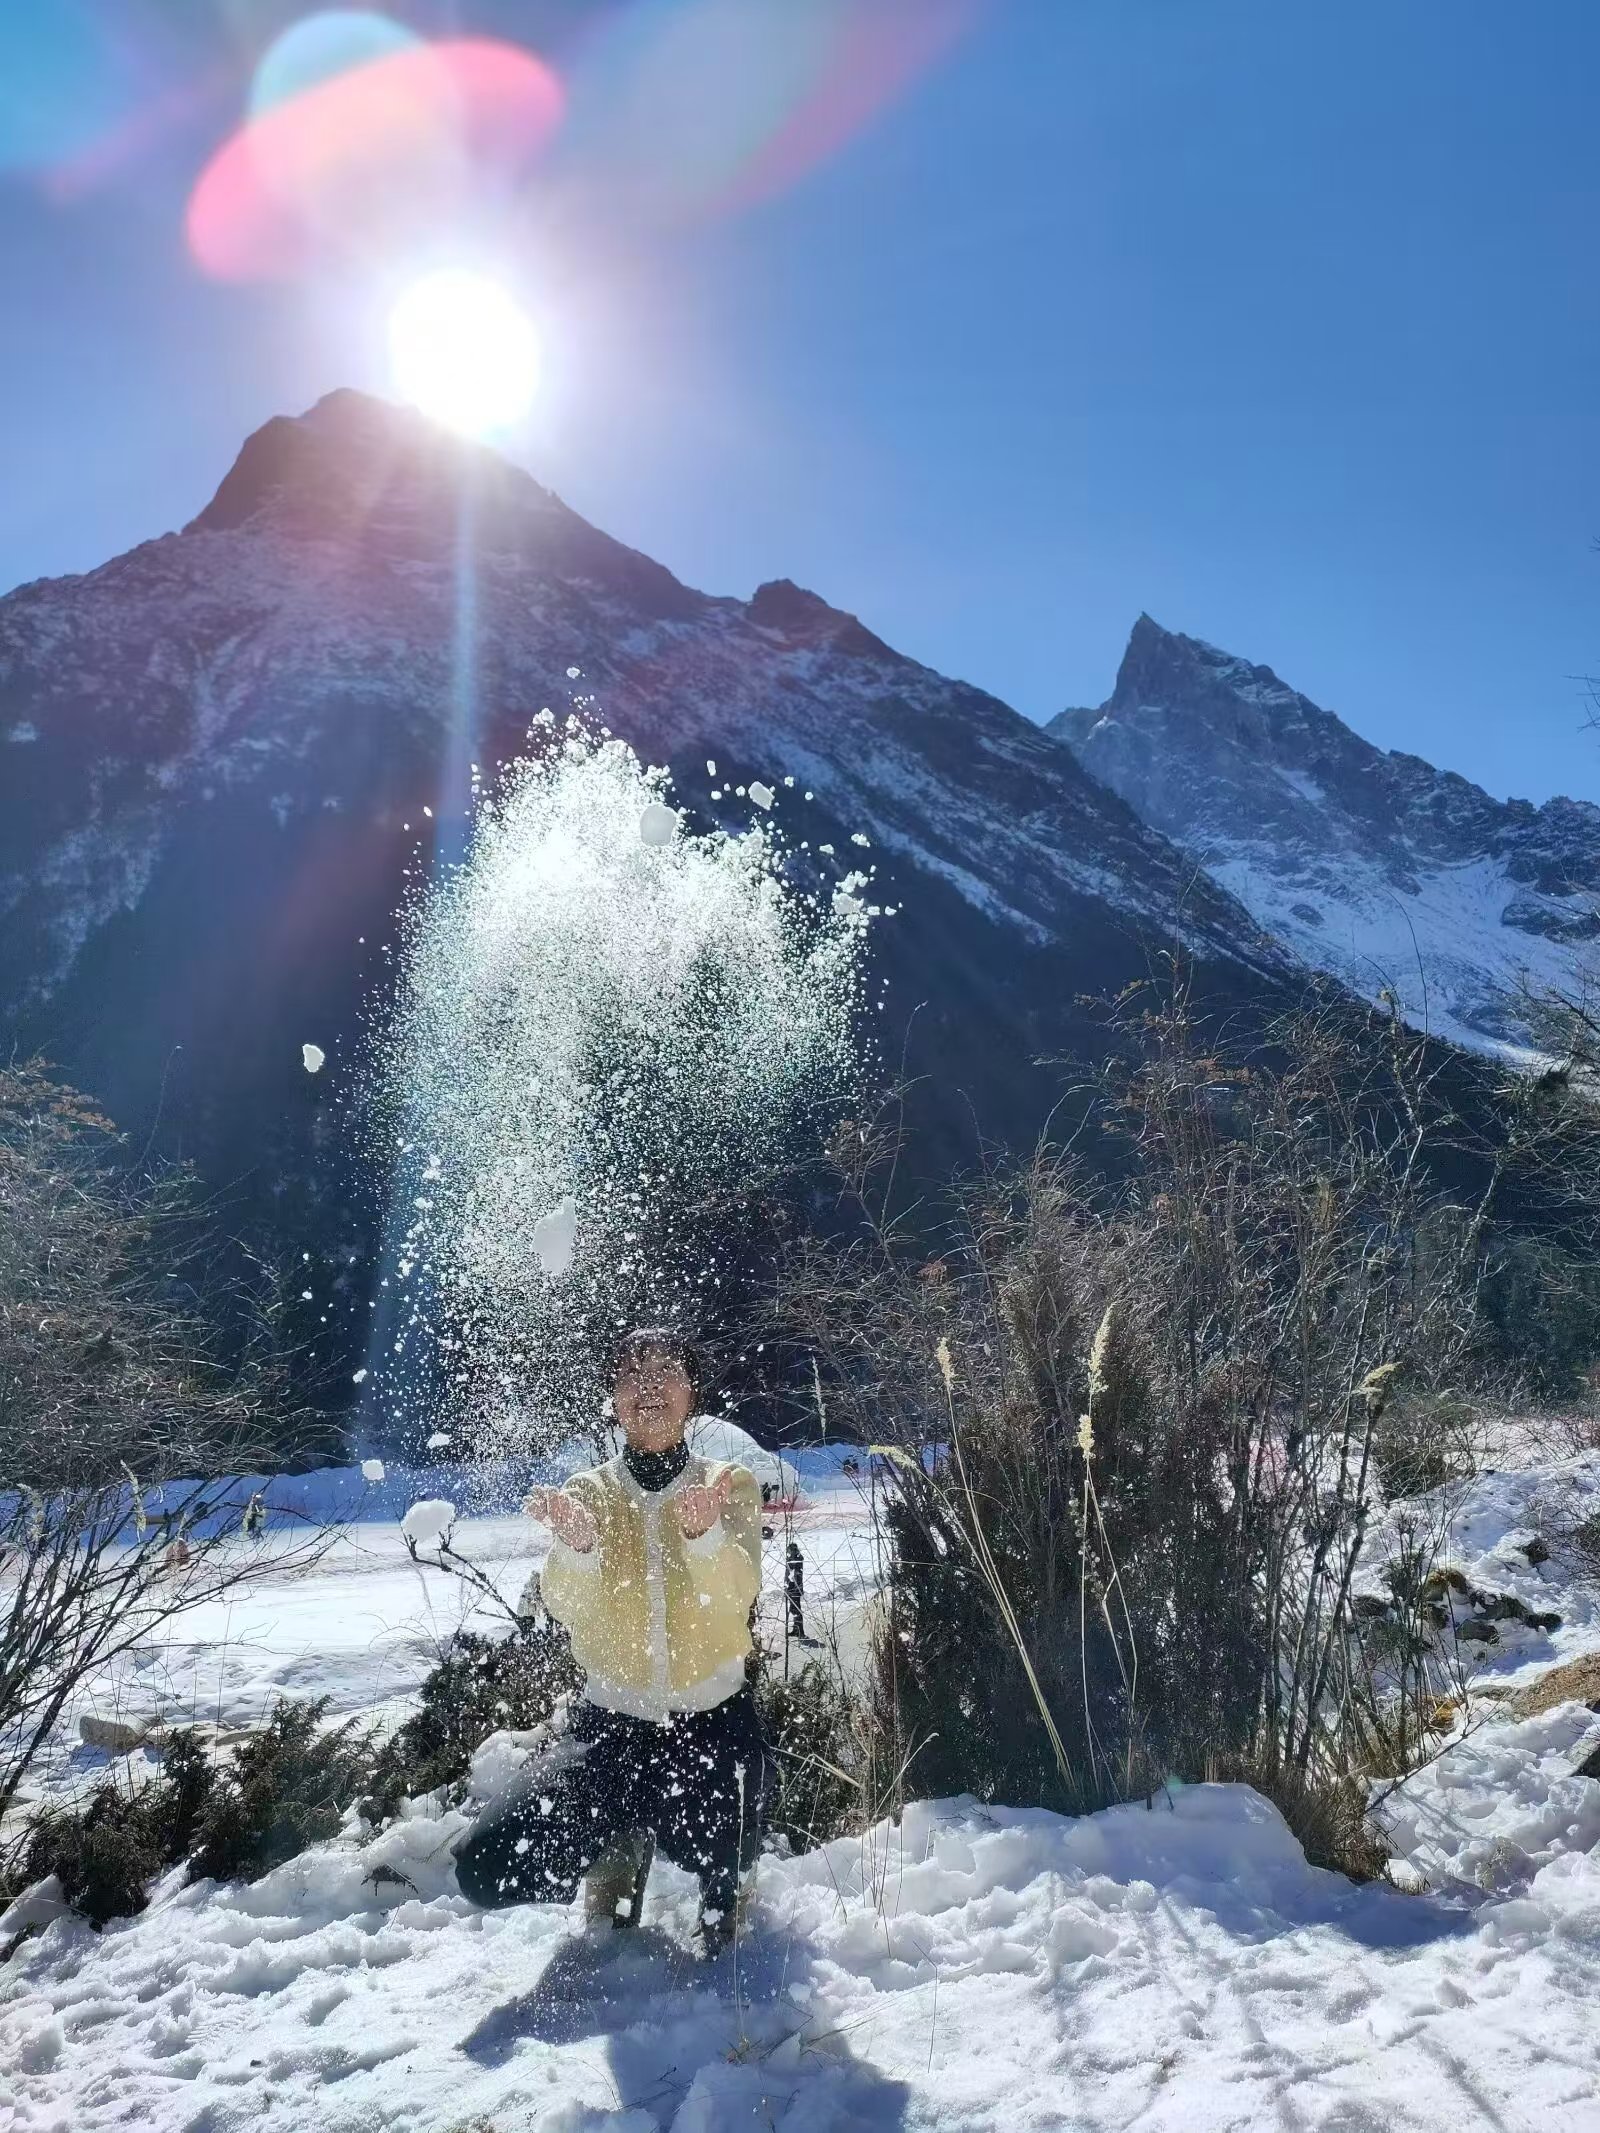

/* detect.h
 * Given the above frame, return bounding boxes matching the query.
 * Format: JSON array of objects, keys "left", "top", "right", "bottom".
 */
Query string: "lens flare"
[
  {"left": 248, "top": 10, "right": 422, "bottom": 121},
  {"left": 389, "top": 270, "right": 540, "bottom": 436},
  {"left": 186, "top": 34, "right": 563, "bottom": 282},
  {"left": 561, "top": 0, "right": 982, "bottom": 225}
]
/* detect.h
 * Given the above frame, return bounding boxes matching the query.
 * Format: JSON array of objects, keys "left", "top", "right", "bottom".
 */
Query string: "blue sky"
[{"left": 4, "top": 0, "right": 1598, "bottom": 803}]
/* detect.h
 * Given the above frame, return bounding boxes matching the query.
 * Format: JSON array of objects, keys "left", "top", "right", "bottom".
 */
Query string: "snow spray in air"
[{"left": 370, "top": 720, "right": 871, "bottom": 1453}]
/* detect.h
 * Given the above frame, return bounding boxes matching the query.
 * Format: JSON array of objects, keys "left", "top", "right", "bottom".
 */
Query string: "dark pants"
[{"left": 454, "top": 1687, "right": 770, "bottom": 1920}]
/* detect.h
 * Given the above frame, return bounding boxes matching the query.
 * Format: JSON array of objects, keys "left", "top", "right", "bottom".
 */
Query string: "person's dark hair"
[{"left": 613, "top": 1326, "right": 704, "bottom": 1405}]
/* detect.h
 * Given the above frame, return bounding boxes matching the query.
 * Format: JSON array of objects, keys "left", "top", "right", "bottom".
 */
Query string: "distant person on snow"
[
  {"left": 785, "top": 1540, "right": 807, "bottom": 1643},
  {"left": 453, "top": 1328, "right": 770, "bottom": 1957}
]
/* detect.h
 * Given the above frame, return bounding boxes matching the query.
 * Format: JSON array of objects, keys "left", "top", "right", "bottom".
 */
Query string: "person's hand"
[
  {"left": 678, "top": 1468, "right": 736, "bottom": 1540},
  {"left": 522, "top": 1487, "right": 598, "bottom": 1554}
]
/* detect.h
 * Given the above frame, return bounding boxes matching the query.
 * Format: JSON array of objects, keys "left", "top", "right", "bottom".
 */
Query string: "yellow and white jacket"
[{"left": 540, "top": 1450, "right": 762, "bottom": 1721}]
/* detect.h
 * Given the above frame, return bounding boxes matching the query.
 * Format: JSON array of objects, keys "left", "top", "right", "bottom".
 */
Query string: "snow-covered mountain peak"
[
  {"left": 1052, "top": 618, "right": 1600, "bottom": 1051},
  {"left": 0, "top": 397, "right": 1293, "bottom": 1214}
]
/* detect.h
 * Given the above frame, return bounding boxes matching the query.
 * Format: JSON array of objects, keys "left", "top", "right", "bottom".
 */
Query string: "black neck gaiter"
[{"left": 623, "top": 1438, "right": 691, "bottom": 1492}]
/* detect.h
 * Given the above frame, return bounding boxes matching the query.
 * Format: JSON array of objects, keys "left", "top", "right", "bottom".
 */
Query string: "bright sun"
[{"left": 388, "top": 270, "right": 540, "bottom": 437}]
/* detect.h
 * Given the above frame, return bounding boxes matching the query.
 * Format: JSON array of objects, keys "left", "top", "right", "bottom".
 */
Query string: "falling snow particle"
[
  {"left": 302, "top": 1044, "right": 325, "bottom": 1074},
  {"left": 361, "top": 1458, "right": 386, "bottom": 1484},
  {"left": 352, "top": 1368, "right": 368, "bottom": 1384}
]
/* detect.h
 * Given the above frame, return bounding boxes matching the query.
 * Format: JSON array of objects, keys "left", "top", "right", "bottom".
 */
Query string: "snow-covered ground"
[{"left": 5, "top": 1446, "right": 1600, "bottom": 2131}]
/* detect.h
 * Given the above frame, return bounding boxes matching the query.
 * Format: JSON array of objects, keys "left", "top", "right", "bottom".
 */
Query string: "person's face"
[{"left": 613, "top": 1348, "right": 693, "bottom": 1451}]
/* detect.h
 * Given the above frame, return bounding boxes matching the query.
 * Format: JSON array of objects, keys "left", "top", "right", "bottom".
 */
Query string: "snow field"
[
  {"left": 7, "top": 1763, "right": 1600, "bottom": 2131},
  {"left": 4, "top": 1450, "right": 1599, "bottom": 2130}
]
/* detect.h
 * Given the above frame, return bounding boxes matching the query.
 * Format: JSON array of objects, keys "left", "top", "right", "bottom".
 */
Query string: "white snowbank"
[
  {"left": 1379, "top": 1701, "right": 1600, "bottom": 1897},
  {"left": 8, "top": 1430, "right": 1598, "bottom": 2131},
  {"left": 7, "top": 1771, "right": 1600, "bottom": 2132}
]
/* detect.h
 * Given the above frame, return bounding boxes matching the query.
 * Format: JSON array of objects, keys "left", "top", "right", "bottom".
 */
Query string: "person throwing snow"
[{"left": 454, "top": 1328, "right": 769, "bottom": 1956}]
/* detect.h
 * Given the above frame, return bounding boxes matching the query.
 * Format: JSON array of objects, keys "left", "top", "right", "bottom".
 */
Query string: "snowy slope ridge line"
[{"left": 1051, "top": 614, "right": 1600, "bottom": 1053}]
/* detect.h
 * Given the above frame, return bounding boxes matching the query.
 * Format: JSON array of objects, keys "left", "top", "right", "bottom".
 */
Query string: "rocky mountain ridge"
[
  {"left": 0, "top": 393, "right": 1288, "bottom": 1249},
  {"left": 1051, "top": 615, "right": 1600, "bottom": 1051}
]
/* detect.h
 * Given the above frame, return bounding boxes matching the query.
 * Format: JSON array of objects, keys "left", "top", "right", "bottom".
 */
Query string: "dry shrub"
[
  {"left": 785, "top": 983, "right": 1537, "bottom": 1844},
  {"left": 365, "top": 1620, "right": 579, "bottom": 1818},
  {"left": 9, "top": 1729, "right": 215, "bottom": 1931},
  {"left": 1207, "top": 1750, "right": 1391, "bottom": 1882},
  {"left": 753, "top": 1654, "right": 863, "bottom": 1852},
  {"left": 190, "top": 1699, "right": 373, "bottom": 1885}
]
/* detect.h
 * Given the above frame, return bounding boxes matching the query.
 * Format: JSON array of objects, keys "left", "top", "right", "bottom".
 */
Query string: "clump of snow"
[
  {"left": 360, "top": 1458, "right": 386, "bottom": 1484},
  {"left": 1378, "top": 1702, "right": 1600, "bottom": 1897},
  {"left": 301, "top": 1043, "right": 325, "bottom": 1073},
  {"left": 531, "top": 1194, "right": 577, "bottom": 1279},
  {"left": 368, "top": 728, "right": 869, "bottom": 1448},
  {"left": 637, "top": 798, "right": 678, "bottom": 847},
  {"left": 747, "top": 780, "right": 774, "bottom": 810},
  {"left": 0, "top": 1875, "right": 68, "bottom": 1940},
  {"left": 399, "top": 1497, "right": 456, "bottom": 1548},
  {"left": 425, "top": 1430, "right": 451, "bottom": 1452}
]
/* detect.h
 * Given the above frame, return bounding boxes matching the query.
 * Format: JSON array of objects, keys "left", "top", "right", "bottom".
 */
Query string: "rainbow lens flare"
[
  {"left": 562, "top": 0, "right": 982, "bottom": 225},
  {"left": 186, "top": 22, "right": 563, "bottom": 282}
]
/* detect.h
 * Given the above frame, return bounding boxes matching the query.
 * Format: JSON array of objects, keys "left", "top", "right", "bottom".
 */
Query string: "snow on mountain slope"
[
  {"left": 0, "top": 394, "right": 1288, "bottom": 1211},
  {"left": 1051, "top": 615, "right": 1600, "bottom": 1053},
  {"left": 0, "top": 393, "right": 1272, "bottom": 1000}
]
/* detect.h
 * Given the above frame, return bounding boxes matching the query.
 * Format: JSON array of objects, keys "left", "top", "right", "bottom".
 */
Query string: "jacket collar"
[{"left": 613, "top": 1446, "right": 702, "bottom": 1506}]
